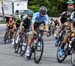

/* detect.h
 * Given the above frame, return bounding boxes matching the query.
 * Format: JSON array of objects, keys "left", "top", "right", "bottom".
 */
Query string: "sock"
[
  {"left": 16, "top": 35, "right": 19, "bottom": 43},
  {"left": 12, "top": 38, "right": 14, "bottom": 42},
  {"left": 23, "top": 43, "right": 26, "bottom": 46},
  {"left": 27, "top": 46, "right": 30, "bottom": 48},
  {"left": 17, "top": 35, "right": 19, "bottom": 40}
]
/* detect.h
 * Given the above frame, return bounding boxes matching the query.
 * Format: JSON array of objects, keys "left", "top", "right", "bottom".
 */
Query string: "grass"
[{"left": 0, "top": 21, "right": 6, "bottom": 24}]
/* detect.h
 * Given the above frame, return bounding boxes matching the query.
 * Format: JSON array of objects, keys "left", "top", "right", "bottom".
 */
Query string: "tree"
[{"left": 28, "top": 0, "right": 67, "bottom": 17}]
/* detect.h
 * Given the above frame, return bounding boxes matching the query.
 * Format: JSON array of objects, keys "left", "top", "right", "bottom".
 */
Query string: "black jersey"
[
  {"left": 23, "top": 17, "right": 31, "bottom": 29},
  {"left": 60, "top": 11, "right": 71, "bottom": 24}
]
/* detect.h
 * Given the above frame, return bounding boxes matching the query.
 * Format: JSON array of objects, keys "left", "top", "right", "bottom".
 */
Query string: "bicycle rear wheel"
[
  {"left": 4, "top": 31, "right": 9, "bottom": 44},
  {"left": 71, "top": 49, "right": 75, "bottom": 66},
  {"left": 34, "top": 39, "right": 44, "bottom": 64}
]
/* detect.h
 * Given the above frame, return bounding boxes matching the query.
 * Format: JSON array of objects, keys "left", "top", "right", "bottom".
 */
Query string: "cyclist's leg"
[
  {"left": 54, "top": 25, "right": 61, "bottom": 39},
  {"left": 61, "top": 22, "right": 71, "bottom": 48},
  {"left": 62, "top": 31, "right": 71, "bottom": 47},
  {"left": 25, "top": 23, "right": 38, "bottom": 56},
  {"left": 11, "top": 27, "right": 15, "bottom": 45},
  {"left": 15, "top": 26, "right": 20, "bottom": 43},
  {"left": 11, "top": 24, "right": 17, "bottom": 45},
  {"left": 4, "top": 26, "right": 9, "bottom": 40},
  {"left": 28, "top": 32, "right": 34, "bottom": 45},
  {"left": 58, "top": 31, "right": 71, "bottom": 56},
  {"left": 25, "top": 31, "right": 34, "bottom": 56}
]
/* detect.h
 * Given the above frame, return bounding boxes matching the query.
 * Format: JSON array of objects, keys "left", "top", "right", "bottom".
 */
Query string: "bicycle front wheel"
[
  {"left": 57, "top": 43, "right": 68, "bottom": 63},
  {"left": 34, "top": 39, "right": 44, "bottom": 64},
  {"left": 15, "top": 43, "right": 21, "bottom": 54}
]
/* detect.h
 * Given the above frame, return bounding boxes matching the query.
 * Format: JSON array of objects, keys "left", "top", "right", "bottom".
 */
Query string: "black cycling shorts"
[{"left": 34, "top": 22, "right": 45, "bottom": 30}]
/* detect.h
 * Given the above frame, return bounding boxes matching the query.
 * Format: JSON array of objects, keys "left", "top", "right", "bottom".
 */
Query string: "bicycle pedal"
[{"left": 32, "top": 48, "right": 34, "bottom": 53}]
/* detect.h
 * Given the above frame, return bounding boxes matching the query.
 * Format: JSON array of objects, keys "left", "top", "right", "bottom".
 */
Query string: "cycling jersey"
[
  {"left": 32, "top": 12, "right": 49, "bottom": 30},
  {"left": 23, "top": 16, "right": 31, "bottom": 30},
  {"left": 32, "top": 12, "right": 49, "bottom": 24},
  {"left": 7, "top": 21, "right": 14, "bottom": 28},
  {"left": 15, "top": 18, "right": 21, "bottom": 28},
  {"left": 14, "top": 14, "right": 21, "bottom": 28},
  {"left": 60, "top": 11, "right": 71, "bottom": 24}
]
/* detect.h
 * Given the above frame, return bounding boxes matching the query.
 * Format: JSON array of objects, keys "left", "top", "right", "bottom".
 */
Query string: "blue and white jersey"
[{"left": 32, "top": 12, "right": 49, "bottom": 24}]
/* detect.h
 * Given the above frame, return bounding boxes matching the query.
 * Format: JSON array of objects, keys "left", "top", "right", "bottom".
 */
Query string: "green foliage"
[{"left": 28, "top": 0, "right": 68, "bottom": 16}]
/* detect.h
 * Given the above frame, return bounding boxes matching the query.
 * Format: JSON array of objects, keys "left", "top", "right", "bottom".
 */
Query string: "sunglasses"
[{"left": 40, "top": 12, "right": 46, "bottom": 15}]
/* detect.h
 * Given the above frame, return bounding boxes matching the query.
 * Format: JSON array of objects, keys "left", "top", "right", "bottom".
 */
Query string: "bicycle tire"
[
  {"left": 57, "top": 43, "right": 68, "bottom": 63},
  {"left": 71, "top": 49, "right": 75, "bottom": 66},
  {"left": 34, "top": 39, "right": 44, "bottom": 64},
  {"left": 20, "top": 45, "right": 27, "bottom": 56},
  {"left": 15, "top": 43, "right": 21, "bottom": 53}
]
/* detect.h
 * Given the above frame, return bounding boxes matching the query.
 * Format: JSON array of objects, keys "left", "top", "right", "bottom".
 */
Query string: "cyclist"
[
  {"left": 14, "top": 10, "right": 21, "bottom": 30},
  {"left": 4, "top": 17, "right": 16, "bottom": 44},
  {"left": 57, "top": 6, "right": 74, "bottom": 56},
  {"left": 25, "top": 6, "right": 49, "bottom": 56},
  {"left": 54, "top": 10, "right": 72, "bottom": 47},
  {"left": 14, "top": 10, "right": 23, "bottom": 45},
  {"left": 55, "top": 10, "right": 72, "bottom": 38},
  {"left": 49, "top": 18, "right": 55, "bottom": 35},
  {"left": 16, "top": 10, "right": 34, "bottom": 51}
]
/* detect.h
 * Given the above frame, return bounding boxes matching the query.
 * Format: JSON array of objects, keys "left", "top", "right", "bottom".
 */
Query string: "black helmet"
[
  {"left": 39, "top": 6, "right": 47, "bottom": 14},
  {"left": 15, "top": 10, "right": 19, "bottom": 15}
]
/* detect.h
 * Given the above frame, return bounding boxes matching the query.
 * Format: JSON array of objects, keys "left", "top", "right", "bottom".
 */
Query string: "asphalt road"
[{"left": 0, "top": 24, "right": 72, "bottom": 66}]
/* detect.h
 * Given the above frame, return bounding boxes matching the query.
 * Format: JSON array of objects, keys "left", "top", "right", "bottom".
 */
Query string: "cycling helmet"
[
  {"left": 28, "top": 10, "right": 34, "bottom": 17},
  {"left": 39, "top": 6, "right": 47, "bottom": 14}
]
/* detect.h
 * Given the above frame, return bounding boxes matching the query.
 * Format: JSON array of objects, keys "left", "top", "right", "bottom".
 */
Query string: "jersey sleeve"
[
  {"left": 60, "top": 11, "right": 66, "bottom": 16},
  {"left": 44, "top": 15, "right": 49, "bottom": 24},
  {"left": 70, "top": 12, "right": 74, "bottom": 20},
  {"left": 70, "top": 12, "right": 75, "bottom": 22},
  {"left": 32, "top": 13, "right": 37, "bottom": 24}
]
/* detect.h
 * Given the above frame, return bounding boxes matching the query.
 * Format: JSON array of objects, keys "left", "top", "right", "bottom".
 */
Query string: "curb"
[{"left": 0, "top": 24, "right": 6, "bottom": 26}]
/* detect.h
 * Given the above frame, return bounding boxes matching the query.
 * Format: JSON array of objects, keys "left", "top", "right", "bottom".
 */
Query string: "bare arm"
[
  {"left": 31, "top": 23, "right": 35, "bottom": 32},
  {"left": 19, "top": 22, "right": 23, "bottom": 30},
  {"left": 70, "top": 22, "right": 74, "bottom": 32},
  {"left": 45, "top": 23, "right": 48, "bottom": 31},
  {"left": 57, "top": 16, "right": 62, "bottom": 27}
]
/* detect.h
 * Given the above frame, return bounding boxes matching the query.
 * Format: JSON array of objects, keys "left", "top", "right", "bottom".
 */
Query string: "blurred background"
[{"left": 0, "top": 0, "right": 75, "bottom": 22}]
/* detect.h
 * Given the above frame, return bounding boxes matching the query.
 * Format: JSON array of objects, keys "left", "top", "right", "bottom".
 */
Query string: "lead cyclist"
[{"left": 25, "top": 6, "right": 49, "bottom": 56}]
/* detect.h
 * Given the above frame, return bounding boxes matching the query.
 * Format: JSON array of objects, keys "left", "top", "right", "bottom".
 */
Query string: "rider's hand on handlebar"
[
  {"left": 32, "top": 30, "right": 36, "bottom": 34},
  {"left": 44, "top": 31, "right": 49, "bottom": 37},
  {"left": 47, "top": 32, "right": 50, "bottom": 37}
]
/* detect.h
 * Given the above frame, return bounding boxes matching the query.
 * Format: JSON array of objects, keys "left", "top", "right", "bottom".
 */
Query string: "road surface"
[{"left": 0, "top": 24, "right": 72, "bottom": 66}]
